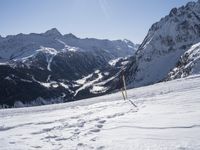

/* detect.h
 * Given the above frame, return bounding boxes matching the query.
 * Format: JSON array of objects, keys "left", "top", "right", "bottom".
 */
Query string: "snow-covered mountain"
[
  {"left": 1, "top": 74, "right": 200, "bottom": 149},
  {"left": 0, "top": 29, "right": 138, "bottom": 107},
  {"left": 123, "top": 0, "right": 200, "bottom": 88},
  {"left": 0, "top": 28, "right": 138, "bottom": 61},
  {"left": 167, "top": 42, "right": 200, "bottom": 80}
]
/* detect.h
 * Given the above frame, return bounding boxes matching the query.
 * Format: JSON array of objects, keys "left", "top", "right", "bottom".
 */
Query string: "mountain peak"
[
  {"left": 123, "top": 39, "right": 133, "bottom": 44},
  {"left": 64, "top": 33, "right": 78, "bottom": 39},
  {"left": 44, "top": 28, "right": 62, "bottom": 37}
]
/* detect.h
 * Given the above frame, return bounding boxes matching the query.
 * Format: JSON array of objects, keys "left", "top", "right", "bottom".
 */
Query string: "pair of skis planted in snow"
[{"left": 120, "top": 71, "right": 137, "bottom": 108}]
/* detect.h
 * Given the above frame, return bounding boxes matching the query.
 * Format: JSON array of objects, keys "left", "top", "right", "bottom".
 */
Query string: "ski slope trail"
[{"left": 1, "top": 75, "right": 200, "bottom": 150}]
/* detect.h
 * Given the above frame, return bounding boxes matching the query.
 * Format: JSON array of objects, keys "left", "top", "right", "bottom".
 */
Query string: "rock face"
[
  {"left": 0, "top": 29, "right": 138, "bottom": 107},
  {"left": 124, "top": 1, "right": 200, "bottom": 88},
  {"left": 167, "top": 42, "right": 200, "bottom": 80}
]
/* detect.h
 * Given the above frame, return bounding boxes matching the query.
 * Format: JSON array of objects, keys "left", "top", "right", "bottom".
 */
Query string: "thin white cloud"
[{"left": 98, "top": 0, "right": 111, "bottom": 19}]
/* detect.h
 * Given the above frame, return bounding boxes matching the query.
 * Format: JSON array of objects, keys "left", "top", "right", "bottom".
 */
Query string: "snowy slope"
[
  {"left": 168, "top": 42, "right": 200, "bottom": 80},
  {"left": 1, "top": 75, "right": 200, "bottom": 150}
]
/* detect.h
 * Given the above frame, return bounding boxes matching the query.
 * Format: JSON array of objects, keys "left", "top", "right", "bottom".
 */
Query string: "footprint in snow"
[
  {"left": 90, "top": 128, "right": 101, "bottom": 133},
  {"left": 90, "top": 137, "right": 97, "bottom": 141},
  {"left": 55, "top": 137, "right": 68, "bottom": 141},
  {"left": 98, "top": 120, "right": 106, "bottom": 124},
  {"left": 31, "top": 146, "right": 42, "bottom": 149},
  {"left": 44, "top": 135, "right": 58, "bottom": 139},
  {"left": 77, "top": 119, "right": 86, "bottom": 128},
  {"left": 97, "top": 146, "right": 105, "bottom": 150},
  {"left": 89, "top": 119, "right": 106, "bottom": 133},
  {"left": 95, "top": 124, "right": 103, "bottom": 128},
  {"left": 107, "top": 112, "right": 125, "bottom": 119},
  {"left": 76, "top": 143, "right": 94, "bottom": 149}
]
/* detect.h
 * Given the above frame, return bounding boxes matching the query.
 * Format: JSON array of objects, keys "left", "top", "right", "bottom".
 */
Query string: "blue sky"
[{"left": 0, "top": 0, "right": 196, "bottom": 43}]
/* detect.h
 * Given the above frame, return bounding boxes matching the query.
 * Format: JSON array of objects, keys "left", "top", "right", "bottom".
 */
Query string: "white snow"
[
  {"left": 90, "top": 85, "right": 108, "bottom": 94},
  {"left": 66, "top": 46, "right": 79, "bottom": 52},
  {"left": 74, "top": 72, "right": 103, "bottom": 97},
  {"left": 40, "top": 82, "right": 53, "bottom": 88},
  {"left": 57, "top": 39, "right": 79, "bottom": 52},
  {"left": 32, "top": 76, "right": 58, "bottom": 88},
  {"left": 76, "top": 75, "right": 93, "bottom": 85},
  {"left": 168, "top": 42, "right": 200, "bottom": 79},
  {"left": 94, "top": 70, "right": 100, "bottom": 74},
  {"left": 108, "top": 57, "right": 122, "bottom": 66},
  {"left": 37, "top": 46, "right": 58, "bottom": 56},
  {"left": 1, "top": 75, "right": 200, "bottom": 149},
  {"left": 21, "top": 54, "right": 35, "bottom": 62},
  {"left": 103, "top": 72, "right": 109, "bottom": 76},
  {"left": 4, "top": 76, "right": 12, "bottom": 80},
  {"left": 0, "top": 62, "right": 9, "bottom": 65},
  {"left": 60, "top": 83, "right": 69, "bottom": 89},
  {"left": 121, "top": 60, "right": 129, "bottom": 66},
  {"left": 20, "top": 79, "right": 32, "bottom": 83},
  {"left": 37, "top": 47, "right": 58, "bottom": 71},
  {"left": 15, "top": 46, "right": 59, "bottom": 71},
  {"left": 184, "top": 42, "right": 200, "bottom": 74}
]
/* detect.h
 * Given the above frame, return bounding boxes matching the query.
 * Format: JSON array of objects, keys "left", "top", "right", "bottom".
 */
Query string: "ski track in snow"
[{"left": 1, "top": 75, "right": 200, "bottom": 149}]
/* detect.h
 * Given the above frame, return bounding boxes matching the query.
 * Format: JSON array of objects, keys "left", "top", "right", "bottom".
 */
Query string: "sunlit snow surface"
[{"left": 1, "top": 75, "right": 200, "bottom": 150}]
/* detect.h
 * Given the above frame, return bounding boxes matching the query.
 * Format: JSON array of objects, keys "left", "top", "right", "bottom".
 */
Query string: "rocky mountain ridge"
[
  {"left": 123, "top": 0, "right": 200, "bottom": 88},
  {"left": 0, "top": 29, "right": 138, "bottom": 107}
]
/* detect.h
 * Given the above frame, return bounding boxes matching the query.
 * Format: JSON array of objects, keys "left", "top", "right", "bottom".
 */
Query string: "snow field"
[{"left": 1, "top": 75, "right": 200, "bottom": 149}]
